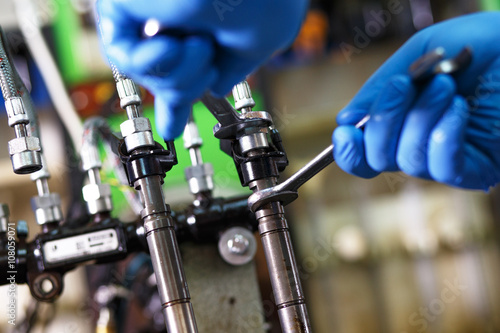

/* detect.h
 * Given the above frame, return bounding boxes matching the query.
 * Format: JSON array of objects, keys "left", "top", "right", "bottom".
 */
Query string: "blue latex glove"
[
  {"left": 333, "top": 12, "right": 500, "bottom": 190},
  {"left": 96, "top": 0, "right": 308, "bottom": 140}
]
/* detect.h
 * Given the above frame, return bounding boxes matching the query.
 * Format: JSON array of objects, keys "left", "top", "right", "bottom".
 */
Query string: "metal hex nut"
[
  {"left": 183, "top": 122, "right": 203, "bottom": 149},
  {"left": 31, "top": 193, "right": 63, "bottom": 224},
  {"left": 82, "top": 183, "right": 112, "bottom": 202},
  {"left": 120, "top": 117, "right": 152, "bottom": 138},
  {"left": 31, "top": 193, "right": 61, "bottom": 210},
  {"left": 8, "top": 136, "right": 41, "bottom": 155}
]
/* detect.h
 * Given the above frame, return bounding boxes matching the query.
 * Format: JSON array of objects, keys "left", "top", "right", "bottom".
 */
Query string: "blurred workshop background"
[{"left": 0, "top": 0, "right": 500, "bottom": 332}]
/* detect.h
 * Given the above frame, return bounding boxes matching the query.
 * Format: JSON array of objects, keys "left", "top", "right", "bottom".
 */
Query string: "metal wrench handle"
[
  {"left": 275, "top": 145, "right": 333, "bottom": 193},
  {"left": 247, "top": 117, "right": 367, "bottom": 212},
  {"left": 278, "top": 115, "right": 369, "bottom": 192},
  {"left": 248, "top": 47, "right": 473, "bottom": 212}
]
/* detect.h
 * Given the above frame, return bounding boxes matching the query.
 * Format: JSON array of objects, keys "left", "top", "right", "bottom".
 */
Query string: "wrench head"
[{"left": 248, "top": 189, "right": 298, "bottom": 213}]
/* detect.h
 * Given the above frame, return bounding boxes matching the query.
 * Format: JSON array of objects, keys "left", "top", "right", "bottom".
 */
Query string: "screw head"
[
  {"left": 227, "top": 234, "right": 250, "bottom": 255},
  {"left": 218, "top": 227, "right": 257, "bottom": 266}
]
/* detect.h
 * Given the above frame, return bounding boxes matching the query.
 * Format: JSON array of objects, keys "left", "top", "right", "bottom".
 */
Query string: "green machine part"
[{"left": 480, "top": 0, "right": 500, "bottom": 10}]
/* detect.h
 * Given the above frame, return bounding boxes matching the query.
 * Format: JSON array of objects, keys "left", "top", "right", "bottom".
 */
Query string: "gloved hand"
[
  {"left": 333, "top": 12, "right": 500, "bottom": 190},
  {"left": 96, "top": 0, "right": 308, "bottom": 140}
]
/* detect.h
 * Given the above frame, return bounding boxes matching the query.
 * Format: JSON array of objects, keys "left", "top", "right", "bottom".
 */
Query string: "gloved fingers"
[
  {"left": 154, "top": 97, "right": 192, "bottom": 143},
  {"left": 97, "top": 0, "right": 211, "bottom": 31},
  {"left": 139, "top": 36, "right": 215, "bottom": 91},
  {"left": 465, "top": 64, "right": 500, "bottom": 152},
  {"left": 336, "top": 109, "right": 369, "bottom": 126},
  {"left": 153, "top": 67, "right": 218, "bottom": 140},
  {"left": 96, "top": 0, "right": 142, "bottom": 67},
  {"left": 339, "top": 36, "right": 426, "bottom": 119},
  {"left": 97, "top": 0, "right": 213, "bottom": 75},
  {"left": 211, "top": 56, "right": 261, "bottom": 96},
  {"left": 364, "top": 75, "right": 416, "bottom": 172},
  {"left": 396, "top": 75, "right": 456, "bottom": 178},
  {"left": 126, "top": 37, "right": 184, "bottom": 77},
  {"left": 427, "top": 96, "right": 498, "bottom": 190},
  {"left": 333, "top": 126, "right": 379, "bottom": 179}
]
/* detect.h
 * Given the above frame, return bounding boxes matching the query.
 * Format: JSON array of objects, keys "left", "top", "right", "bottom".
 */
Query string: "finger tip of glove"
[
  {"left": 130, "top": 37, "right": 184, "bottom": 77},
  {"left": 390, "top": 74, "right": 413, "bottom": 87},
  {"left": 336, "top": 109, "right": 368, "bottom": 126},
  {"left": 211, "top": 81, "right": 237, "bottom": 98},
  {"left": 333, "top": 127, "right": 379, "bottom": 179},
  {"left": 431, "top": 74, "right": 457, "bottom": 97},
  {"left": 154, "top": 97, "right": 192, "bottom": 141}
]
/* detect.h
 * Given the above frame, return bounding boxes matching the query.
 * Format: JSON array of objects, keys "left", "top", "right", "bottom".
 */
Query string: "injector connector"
[
  {"left": 183, "top": 117, "right": 214, "bottom": 197},
  {"left": 30, "top": 166, "right": 63, "bottom": 232},
  {"left": 82, "top": 180, "right": 113, "bottom": 216},
  {"left": 80, "top": 118, "right": 116, "bottom": 216}
]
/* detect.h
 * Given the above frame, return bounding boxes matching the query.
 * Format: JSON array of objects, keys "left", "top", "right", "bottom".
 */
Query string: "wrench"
[{"left": 247, "top": 46, "right": 473, "bottom": 212}]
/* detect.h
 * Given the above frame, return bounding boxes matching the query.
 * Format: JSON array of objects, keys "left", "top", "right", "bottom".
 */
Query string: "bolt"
[{"left": 227, "top": 234, "right": 250, "bottom": 255}]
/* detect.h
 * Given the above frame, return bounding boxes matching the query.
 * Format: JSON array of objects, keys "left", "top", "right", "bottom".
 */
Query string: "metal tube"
[
  {"left": 87, "top": 168, "right": 101, "bottom": 185},
  {"left": 188, "top": 148, "right": 203, "bottom": 167},
  {"left": 112, "top": 61, "right": 197, "bottom": 331},
  {"left": 14, "top": 124, "right": 27, "bottom": 138},
  {"left": 35, "top": 178, "right": 50, "bottom": 197},
  {"left": 135, "top": 176, "right": 198, "bottom": 333},
  {"left": 258, "top": 210, "right": 310, "bottom": 332},
  {"left": 125, "top": 105, "right": 141, "bottom": 119},
  {"left": 251, "top": 179, "right": 311, "bottom": 333}
]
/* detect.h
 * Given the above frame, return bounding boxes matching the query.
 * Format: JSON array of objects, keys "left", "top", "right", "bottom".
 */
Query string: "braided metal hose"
[
  {"left": 0, "top": 34, "right": 18, "bottom": 100},
  {"left": 109, "top": 62, "right": 128, "bottom": 82}
]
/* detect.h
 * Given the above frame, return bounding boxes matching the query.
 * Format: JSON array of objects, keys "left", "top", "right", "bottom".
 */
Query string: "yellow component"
[{"left": 94, "top": 82, "right": 116, "bottom": 105}]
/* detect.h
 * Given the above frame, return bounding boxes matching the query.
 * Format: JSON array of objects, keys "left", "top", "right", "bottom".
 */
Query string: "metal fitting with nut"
[
  {"left": 120, "top": 117, "right": 155, "bottom": 152},
  {"left": 232, "top": 81, "right": 255, "bottom": 112},
  {"left": 82, "top": 183, "right": 113, "bottom": 215},
  {"left": 80, "top": 144, "right": 102, "bottom": 172},
  {"left": 185, "top": 164, "right": 214, "bottom": 195},
  {"left": 31, "top": 193, "right": 63, "bottom": 225},
  {"left": 5, "top": 97, "right": 29, "bottom": 126},
  {"left": 8, "top": 136, "right": 42, "bottom": 174},
  {"left": 116, "top": 79, "right": 141, "bottom": 109},
  {"left": 183, "top": 121, "right": 203, "bottom": 150}
]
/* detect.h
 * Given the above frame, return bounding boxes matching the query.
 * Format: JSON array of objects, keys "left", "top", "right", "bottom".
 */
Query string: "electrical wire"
[{"left": 81, "top": 117, "right": 142, "bottom": 215}]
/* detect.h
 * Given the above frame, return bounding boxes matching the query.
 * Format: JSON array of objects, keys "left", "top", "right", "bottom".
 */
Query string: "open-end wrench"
[{"left": 247, "top": 46, "right": 472, "bottom": 212}]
